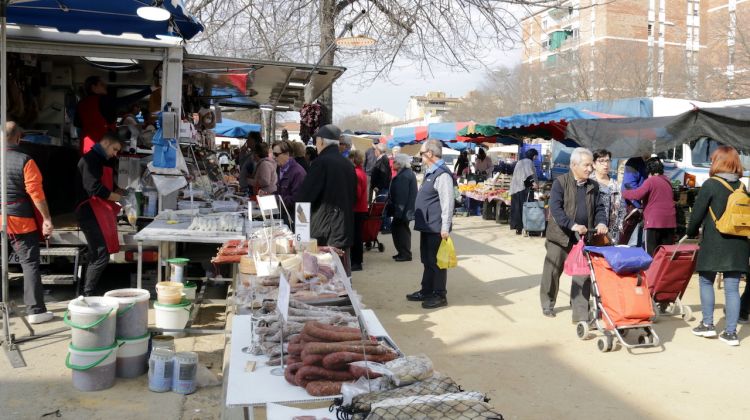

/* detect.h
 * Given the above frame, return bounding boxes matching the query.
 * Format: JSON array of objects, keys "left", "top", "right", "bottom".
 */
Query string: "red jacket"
[
  {"left": 621, "top": 174, "right": 676, "bottom": 229},
  {"left": 354, "top": 165, "right": 368, "bottom": 213}
]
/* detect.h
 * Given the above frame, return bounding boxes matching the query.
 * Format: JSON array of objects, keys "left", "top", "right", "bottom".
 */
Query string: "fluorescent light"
[
  {"left": 288, "top": 81, "right": 307, "bottom": 88},
  {"left": 84, "top": 57, "right": 139, "bottom": 64},
  {"left": 276, "top": 105, "right": 290, "bottom": 110},
  {"left": 259, "top": 104, "right": 274, "bottom": 111},
  {"left": 137, "top": 6, "right": 171, "bottom": 22}
]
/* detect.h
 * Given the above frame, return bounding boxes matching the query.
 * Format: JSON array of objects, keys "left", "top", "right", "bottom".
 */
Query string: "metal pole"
[{"left": 2, "top": 1, "right": 10, "bottom": 309}]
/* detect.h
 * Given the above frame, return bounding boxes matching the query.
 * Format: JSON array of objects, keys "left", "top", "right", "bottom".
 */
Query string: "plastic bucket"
[
  {"left": 64, "top": 296, "right": 119, "bottom": 349},
  {"left": 148, "top": 348, "right": 174, "bottom": 392},
  {"left": 167, "top": 258, "right": 190, "bottom": 282},
  {"left": 66, "top": 342, "right": 118, "bottom": 392},
  {"left": 154, "top": 299, "right": 192, "bottom": 337},
  {"left": 172, "top": 351, "right": 199, "bottom": 394},
  {"left": 116, "top": 333, "right": 149, "bottom": 378},
  {"left": 155, "top": 281, "right": 184, "bottom": 305},
  {"left": 183, "top": 282, "right": 197, "bottom": 301},
  {"left": 103, "top": 288, "right": 150, "bottom": 340}
]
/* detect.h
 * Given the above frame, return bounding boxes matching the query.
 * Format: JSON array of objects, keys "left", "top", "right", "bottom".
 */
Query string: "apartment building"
[
  {"left": 404, "top": 91, "right": 462, "bottom": 120},
  {"left": 520, "top": 0, "right": 750, "bottom": 106}
]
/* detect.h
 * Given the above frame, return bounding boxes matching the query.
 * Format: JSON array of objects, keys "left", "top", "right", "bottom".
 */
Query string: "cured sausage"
[
  {"left": 303, "top": 342, "right": 391, "bottom": 355},
  {"left": 312, "top": 322, "right": 362, "bottom": 335},
  {"left": 303, "top": 322, "right": 362, "bottom": 342},
  {"left": 349, "top": 364, "right": 382, "bottom": 379},
  {"left": 294, "top": 365, "right": 355, "bottom": 388},
  {"left": 305, "top": 380, "right": 346, "bottom": 396},
  {"left": 289, "top": 334, "right": 302, "bottom": 344},
  {"left": 322, "top": 351, "right": 398, "bottom": 370},
  {"left": 302, "top": 354, "right": 324, "bottom": 366},
  {"left": 288, "top": 342, "right": 305, "bottom": 355},
  {"left": 284, "top": 362, "right": 304, "bottom": 385}
]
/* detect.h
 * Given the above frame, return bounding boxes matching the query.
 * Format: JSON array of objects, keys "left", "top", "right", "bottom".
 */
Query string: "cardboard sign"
[
  {"left": 257, "top": 195, "right": 278, "bottom": 212},
  {"left": 295, "top": 202, "right": 311, "bottom": 242},
  {"left": 277, "top": 272, "right": 290, "bottom": 322}
]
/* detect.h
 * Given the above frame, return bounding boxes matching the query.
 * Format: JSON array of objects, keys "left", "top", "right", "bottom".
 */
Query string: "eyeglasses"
[{"left": 273, "top": 151, "right": 285, "bottom": 157}]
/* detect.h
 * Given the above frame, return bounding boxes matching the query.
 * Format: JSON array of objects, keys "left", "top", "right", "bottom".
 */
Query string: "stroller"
[
  {"left": 363, "top": 194, "right": 387, "bottom": 252},
  {"left": 641, "top": 237, "right": 699, "bottom": 322},
  {"left": 577, "top": 247, "right": 660, "bottom": 352}
]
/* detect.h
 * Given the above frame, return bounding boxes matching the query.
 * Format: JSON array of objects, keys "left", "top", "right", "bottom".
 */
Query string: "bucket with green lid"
[
  {"left": 154, "top": 299, "right": 193, "bottom": 337},
  {"left": 66, "top": 341, "right": 119, "bottom": 391},
  {"left": 167, "top": 257, "right": 190, "bottom": 282}
]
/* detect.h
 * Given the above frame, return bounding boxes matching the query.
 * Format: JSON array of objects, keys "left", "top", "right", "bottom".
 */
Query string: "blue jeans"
[{"left": 699, "top": 271, "right": 741, "bottom": 334}]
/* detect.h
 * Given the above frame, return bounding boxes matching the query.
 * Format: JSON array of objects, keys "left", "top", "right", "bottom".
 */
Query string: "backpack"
[{"left": 708, "top": 176, "right": 750, "bottom": 237}]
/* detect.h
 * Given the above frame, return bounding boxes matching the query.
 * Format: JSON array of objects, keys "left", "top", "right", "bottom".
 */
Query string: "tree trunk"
[{"left": 319, "top": 0, "right": 336, "bottom": 125}]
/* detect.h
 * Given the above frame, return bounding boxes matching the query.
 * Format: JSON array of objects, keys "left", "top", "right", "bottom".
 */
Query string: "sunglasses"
[
  {"left": 273, "top": 151, "right": 285, "bottom": 157},
  {"left": 419, "top": 151, "right": 428, "bottom": 156}
]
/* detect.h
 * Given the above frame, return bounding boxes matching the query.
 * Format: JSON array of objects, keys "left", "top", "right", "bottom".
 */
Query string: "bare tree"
[
  {"left": 184, "top": 1, "right": 579, "bottom": 120},
  {"left": 336, "top": 113, "right": 383, "bottom": 132}
]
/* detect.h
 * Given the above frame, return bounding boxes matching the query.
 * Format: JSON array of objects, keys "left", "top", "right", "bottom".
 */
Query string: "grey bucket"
[
  {"left": 66, "top": 341, "right": 118, "bottom": 392},
  {"left": 64, "top": 296, "right": 119, "bottom": 349},
  {"left": 104, "top": 288, "right": 151, "bottom": 339}
]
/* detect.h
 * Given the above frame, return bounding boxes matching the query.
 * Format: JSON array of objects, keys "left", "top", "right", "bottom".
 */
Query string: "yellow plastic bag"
[{"left": 436, "top": 237, "right": 457, "bottom": 269}]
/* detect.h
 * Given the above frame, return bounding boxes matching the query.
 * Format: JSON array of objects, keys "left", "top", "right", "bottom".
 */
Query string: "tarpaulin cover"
[
  {"left": 7, "top": 0, "right": 203, "bottom": 40},
  {"left": 428, "top": 122, "right": 471, "bottom": 141},
  {"left": 214, "top": 118, "right": 261, "bottom": 138},
  {"left": 557, "top": 98, "right": 654, "bottom": 118},
  {"left": 566, "top": 106, "right": 750, "bottom": 158},
  {"left": 494, "top": 108, "right": 618, "bottom": 141},
  {"left": 391, "top": 126, "right": 428, "bottom": 146}
]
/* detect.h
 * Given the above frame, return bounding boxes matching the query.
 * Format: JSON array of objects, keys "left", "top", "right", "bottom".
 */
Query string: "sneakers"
[
  {"left": 406, "top": 290, "right": 432, "bottom": 301},
  {"left": 27, "top": 311, "right": 54, "bottom": 324},
  {"left": 422, "top": 295, "right": 448, "bottom": 309},
  {"left": 719, "top": 330, "right": 740, "bottom": 346},
  {"left": 692, "top": 322, "right": 717, "bottom": 338},
  {"left": 542, "top": 309, "right": 556, "bottom": 318}
]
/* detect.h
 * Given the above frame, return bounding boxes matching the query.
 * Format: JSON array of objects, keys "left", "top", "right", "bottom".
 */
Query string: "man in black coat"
[
  {"left": 388, "top": 153, "right": 418, "bottom": 261},
  {"left": 295, "top": 124, "right": 357, "bottom": 273},
  {"left": 370, "top": 143, "right": 391, "bottom": 200}
]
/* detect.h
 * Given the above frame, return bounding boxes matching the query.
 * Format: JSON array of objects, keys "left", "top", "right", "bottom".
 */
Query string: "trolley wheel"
[
  {"left": 617, "top": 328, "right": 629, "bottom": 338},
  {"left": 638, "top": 333, "right": 653, "bottom": 346},
  {"left": 365, "top": 242, "right": 372, "bottom": 251},
  {"left": 597, "top": 337, "right": 610, "bottom": 353},
  {"left": 576, "top": 322, "right": 590, "bottom": 340},
  {"left": 378, "top": 243, "right": 385, "bottom": 252},
  {"left": 681, "top": 305, "right": 693, "bottom": 322}
]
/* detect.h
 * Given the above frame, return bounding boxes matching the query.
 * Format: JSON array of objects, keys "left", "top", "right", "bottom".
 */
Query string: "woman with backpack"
[
  {"left": 686, "top": 146, "right": 749, "bottom": 346},
  {"left": 621, "top": 157, "right": 676, "bottom": 255}
]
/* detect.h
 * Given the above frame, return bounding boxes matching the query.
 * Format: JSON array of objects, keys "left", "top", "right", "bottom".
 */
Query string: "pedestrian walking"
[{"left": 388, "top": 153, "right": 418, "bottom": 262}]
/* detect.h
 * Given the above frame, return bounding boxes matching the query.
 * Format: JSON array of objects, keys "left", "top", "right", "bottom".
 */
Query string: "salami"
[
  {"left": 349, "top": 364, "right": 382, "bottom": 379},
  {"left": 294, "top": 365, "right": 355, "bottom": 388},
  {"left": 284, "top": 362, "right": 304, "bottom": 385},
  {"left": 303, "top": 322, "right": 362, "bottom": 342},
  {"left": 302, "top": 354, "right": 324, "bottom": 366},
  {"left": 303, "top": 342, "right": 391, "bottom": 356},
  {"left": 322, "top": 351, "right": 398, "bottom": 370},
  {"left": 305, "top": 380, "right": 346, "bottom": 396}
]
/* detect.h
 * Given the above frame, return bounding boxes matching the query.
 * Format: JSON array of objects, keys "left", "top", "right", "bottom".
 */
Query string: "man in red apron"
[
  {"left": 75, "top": 132, "right": 123, "bottom": 296},
  {"left": 2, "top": 122, "right": 55, "bottom": 323},
  {"left": 74, "top": 76, "right": 154, "bottom": 155}
]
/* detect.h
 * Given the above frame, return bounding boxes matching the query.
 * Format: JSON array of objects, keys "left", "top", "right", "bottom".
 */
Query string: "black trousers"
[
  {"left": 740, "top": 279, "right": 750, "bottom": 318},
  {"left": 79, "top": 217, "right": 110, "bottom": 296},
  {"left": 419, "top": 232, "right": 447, "bottom": 296},
  {"left": 351, "top": 212, "right": 367, "bottom": 265},
  {"left": 644, "top": 228, "right": 675, "bottom": 256},
  {"left": 510, "top": 189, "right": 531, "bottom": 231},
  {"left": 9, "top": 232, "right": 46, "bottom": 314},
  {"left": 391, "top": 218, "right": 412, "bottom": 259},
  {"left": 540, "top": 240, "right": 591, "bottom": 321}
]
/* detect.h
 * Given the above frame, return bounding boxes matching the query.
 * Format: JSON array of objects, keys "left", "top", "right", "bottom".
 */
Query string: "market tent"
[
  {"left": 566, "top": 106, "right": 750, "bottom": 158},
  {"left": 390, "top": 126, "right": 428, "bottom": 146},
  {"left": 213, "top": 118, "right": 262, "bottom": 138},
  {"left": 494, "top": 107, "right": 623, "bottom": 141},
  {"left": 428, "top": 122, "right": 472, "bottom": 141},
  {"left": 6, "top": 0, "right": 203, "bottom": 40}
]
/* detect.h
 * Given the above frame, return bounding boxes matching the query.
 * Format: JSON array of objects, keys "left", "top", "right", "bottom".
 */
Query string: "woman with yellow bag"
[{"left": 407, "top": 140, "right": 456, "bottom": 309}]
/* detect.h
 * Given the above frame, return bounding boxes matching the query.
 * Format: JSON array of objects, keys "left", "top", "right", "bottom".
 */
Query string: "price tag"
[
  {"left": 248, "top": 202, "right": 253, "bottom": 220},
  {"left": 257, "top": 195, "right": 278, "bottom": 212},
  {"left": 295, "top": 202, "right": 311, "bottom": 243},
  {"left": 331, "top": 252, "right": 366, "bottom": 336},
  {"left": 277, "top": 272, "right": 290, "bottom": 322}
]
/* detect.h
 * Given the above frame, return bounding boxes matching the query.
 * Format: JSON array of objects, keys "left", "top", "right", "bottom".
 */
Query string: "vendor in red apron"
[
  {"left": 2, "top": 122, "right": 55, "bottom": 324},
  {"left": 75, "top": 132, "right": 124, "bottom": 296},
  {"left": 74, "top": 76, "right": 154, "bottom": 155}
]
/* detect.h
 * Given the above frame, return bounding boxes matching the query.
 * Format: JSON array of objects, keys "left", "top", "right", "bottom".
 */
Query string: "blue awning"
[
  {"left": 214, "top": 118, "right": 261, "bottom": 138},
  {"left": 495, "top": 108, "right": 602, "bottom": 128},
  {"left": 7, "top": 1, "right": 203, "bottom": 40}
]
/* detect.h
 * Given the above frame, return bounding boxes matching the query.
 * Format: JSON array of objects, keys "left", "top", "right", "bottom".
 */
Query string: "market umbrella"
[
  {"left": 494, "top": 107, "right": 625, "bottom": 141},
  {"left": 213, "top": 118, "right": 262, "bottom": 138},
  {"left": 457, "top": 123, "right": 505, "bottom": 138},
  {"left": 390, "top": 126, "right": 428, "bottom": 147},
  {"left": 0, "top": 0, "right": 203, "bottom": 360}
]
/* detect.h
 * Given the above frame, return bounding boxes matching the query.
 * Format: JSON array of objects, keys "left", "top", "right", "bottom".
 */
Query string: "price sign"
[
  {"left": 295, "top": 202, "right": 311, "bottom": 242},
  {"left": 277, "top": 272, "right": 290, "bottom": 322},
  {"left": 257, "top": 195, "right": 278, "bottom": 212},
  {"left": 247, "top": 201, "right": 253, "bottom": 220},
  {"left": 331, "top": 252, "right": 367, "bottom": 336}
]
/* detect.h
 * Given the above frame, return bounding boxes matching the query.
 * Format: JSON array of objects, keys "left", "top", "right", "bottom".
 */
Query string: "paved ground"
[{"left": 2, "top": 215, "right": 749, "bottom": 419}]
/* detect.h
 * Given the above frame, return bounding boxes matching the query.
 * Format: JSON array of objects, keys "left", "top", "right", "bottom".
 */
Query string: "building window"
[
  {"left": 648, "top": 24, "right": 653, "bottom": 36},
  {"left": 542, "top": 18, "right": 548, "bottom": 30}
]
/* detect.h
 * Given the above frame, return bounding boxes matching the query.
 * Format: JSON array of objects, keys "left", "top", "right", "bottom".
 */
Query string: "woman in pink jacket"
[{"left": 621, "top": 157, "right": 676, "bottom": 255}]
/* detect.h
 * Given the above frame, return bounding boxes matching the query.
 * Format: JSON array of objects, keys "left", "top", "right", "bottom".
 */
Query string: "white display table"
[{"left": 225, "top": 309, "right": 393, "bottom": 419}]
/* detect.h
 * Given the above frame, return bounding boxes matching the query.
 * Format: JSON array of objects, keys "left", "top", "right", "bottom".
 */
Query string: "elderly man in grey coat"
[
  {"left": 540, "top": 147, "right": 608, "bottom": 321},
  {"left": 407, "top": 140, "right": 455, "bottom": 309}
]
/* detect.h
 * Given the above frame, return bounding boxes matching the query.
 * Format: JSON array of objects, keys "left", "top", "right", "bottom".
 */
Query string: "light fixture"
[
  {"left": 335, "top": 35, "right": 376, "bottom": 48},
  {"left": 288, "top": 81, "right": 307, "bottom": 88},
  {"left": 137, "top": 4, "right": 171, "bottom": 22},
  {"left": 276, "top": 105, "right": 290, "bottom": 110},
  {"left": 259, "top": 104, "right": 274, "bottom": 111}
]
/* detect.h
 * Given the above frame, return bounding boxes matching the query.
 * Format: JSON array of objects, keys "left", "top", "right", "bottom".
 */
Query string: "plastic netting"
[
  {"left": 334, "top": 376, "right": 461, "bottom": 419},
  {"left": 365, "top": 392, "right": 504, "bottom": 420}
]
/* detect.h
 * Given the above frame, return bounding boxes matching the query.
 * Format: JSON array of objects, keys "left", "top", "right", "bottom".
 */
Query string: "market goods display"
[
  {"left": 459, "top": 182, "right": 510, "bottom": 203},
  {"left": 336, "top": 376, "right": 461, "bottom": 417},
  {"left": 365, "top": 392, "right": 502, "bottom": 420},
  {"left": 283, "top": 320, "right": 398, "bottom": 396},
  {"left": 187, "top": 213, "right": 244, "bottom": 232}
]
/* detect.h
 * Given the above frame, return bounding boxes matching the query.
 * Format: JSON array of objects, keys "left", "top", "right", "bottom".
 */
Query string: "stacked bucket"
[
  {"left": 64, "top": 289, "right": 150, "bottom": 392},
  {"left": 154, "top": 259, "right": 193, "bottom": 337}
]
